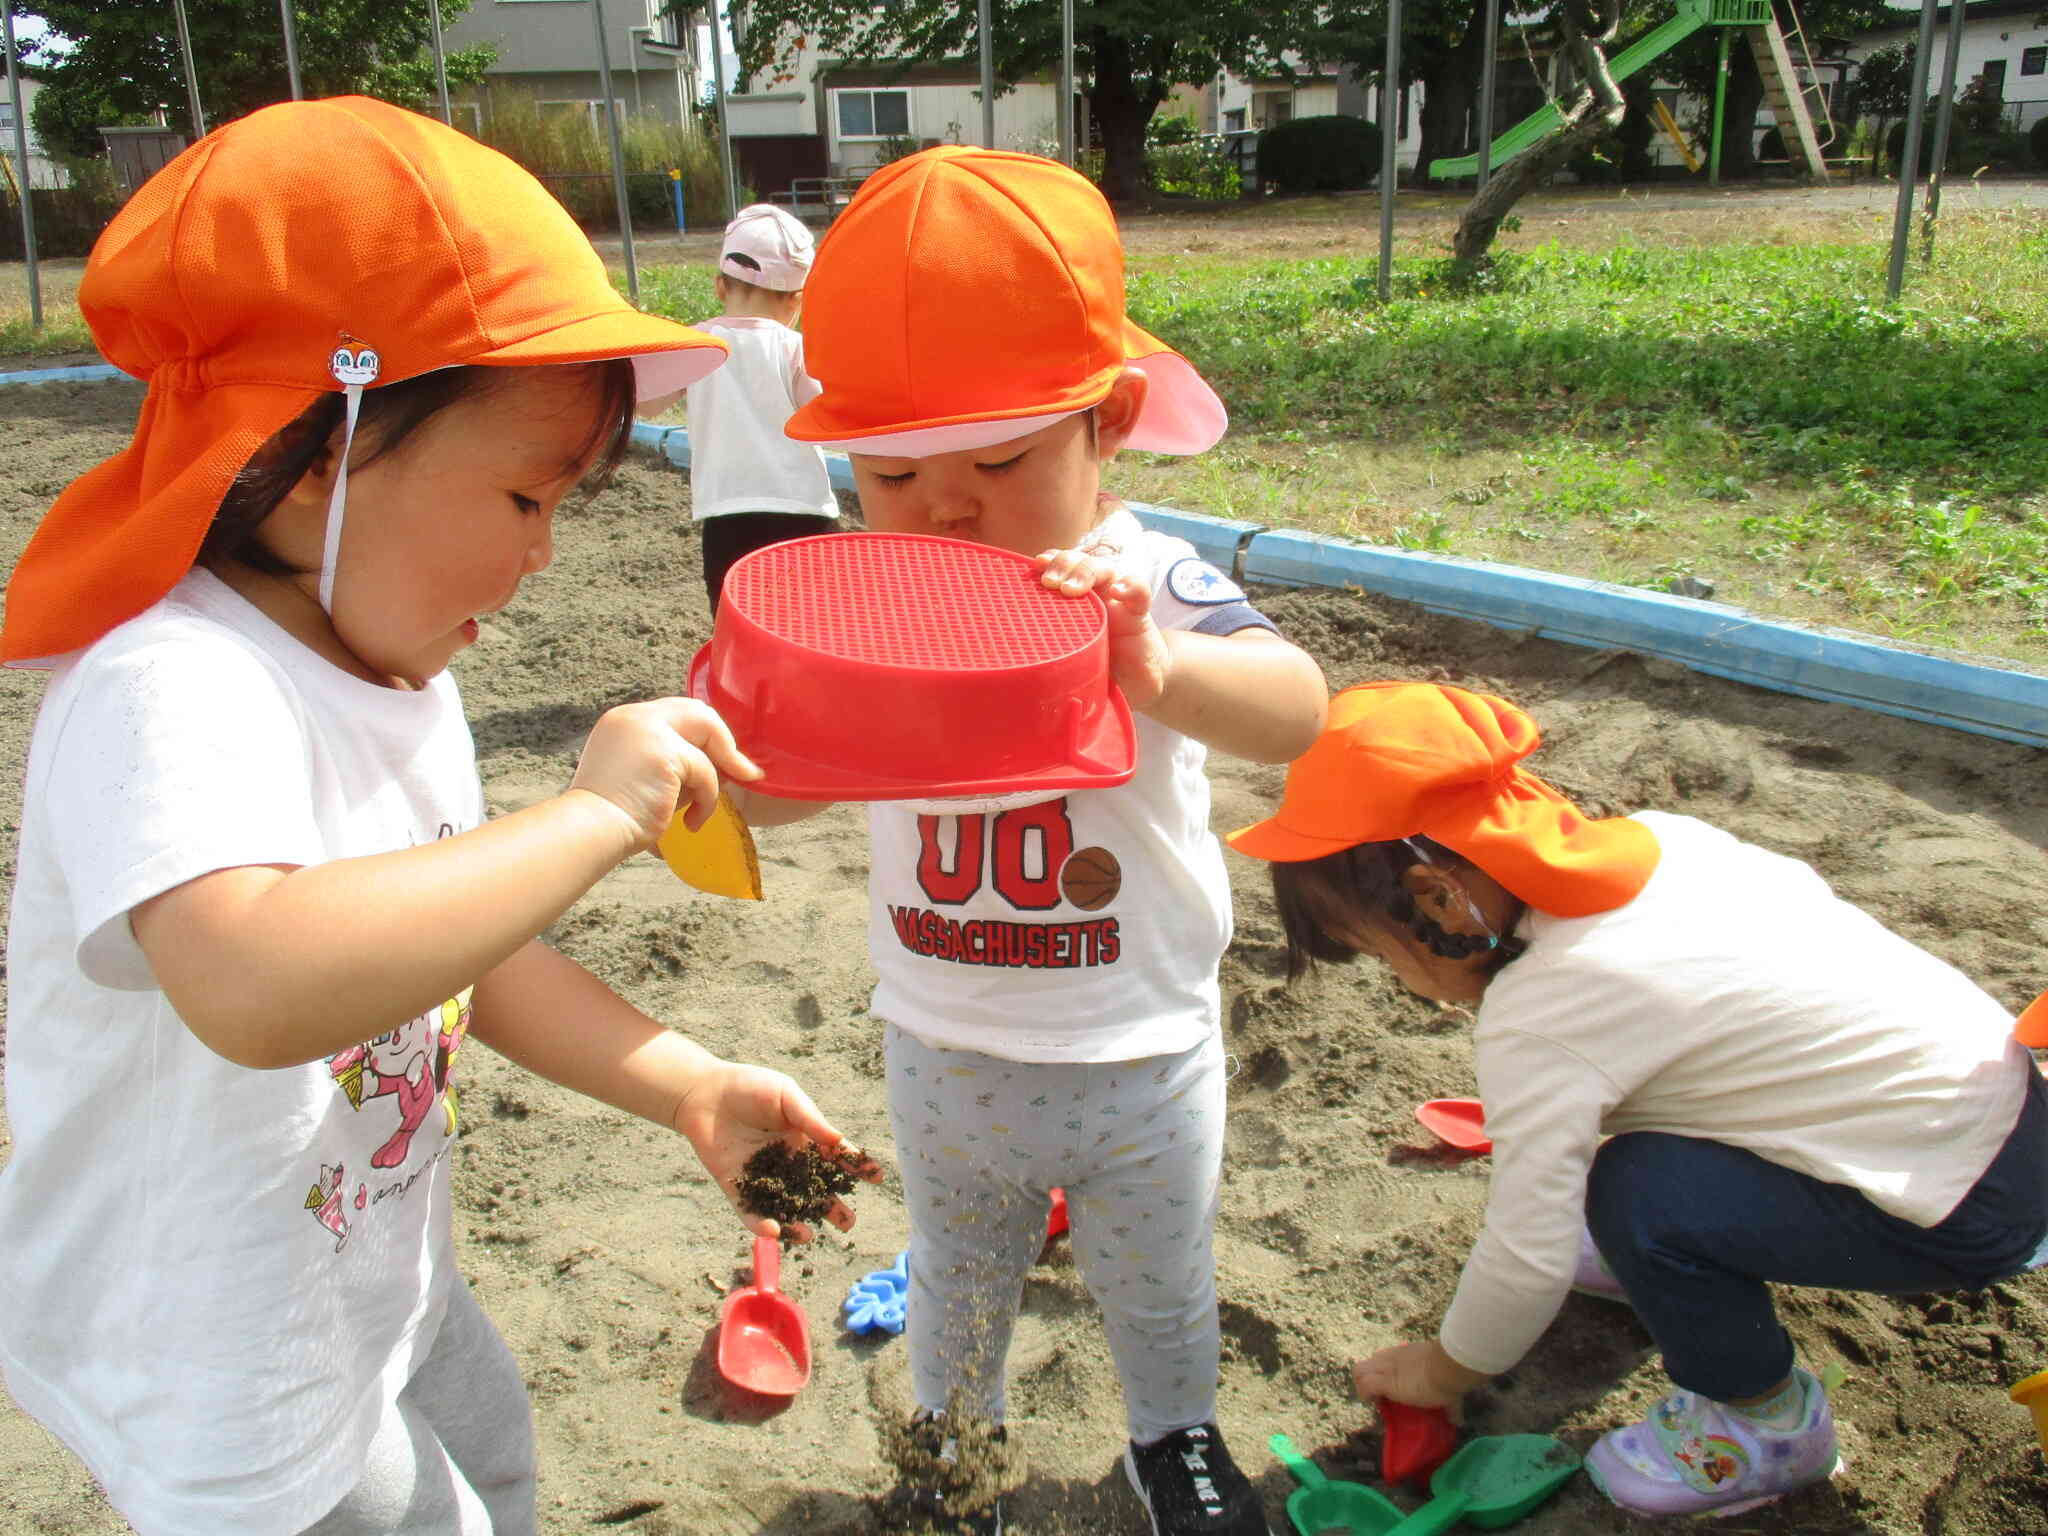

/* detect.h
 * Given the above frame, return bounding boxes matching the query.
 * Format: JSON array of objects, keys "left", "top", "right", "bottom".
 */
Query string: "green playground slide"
[{"left": 1427, "top": 0, "right": 1765, "bottom": 180}]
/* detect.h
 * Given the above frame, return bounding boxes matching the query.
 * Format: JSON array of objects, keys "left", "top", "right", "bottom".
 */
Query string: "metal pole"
[
  {"left": 428, "top": 0, "right": 453, "bottom": 125},
  {"left": 1709, "top": 28, "right": 1730, "bottom": 185},
  {"left": 978, "top": 0, "right": 995, "bottom": 147},
  {"left": 590, "top": 0, "right": 639, "bottom": 303},
  {"left": 2, "top": 0, "right": 39, "bottom": 330},
  {"left": 713, "top": 1, "right": 738, "bottom": 219},
  {"left": 171, "top": 0, "right": 206, "bottom": 135},
  {"left": 1059, "top": 0, "right": 1074, "bottom": 165},
  {"left": 279, "top": 0, "right": 303, "bottom": 99},
  {"left": 1377, "top": 0, "right": 1401, "bottom": 302},
  {"left": 1919, "top": 0, "right": 1967, "bottom": 259},
  {"left": 1885, "top": 0, "right": 1940, "bottom": 300},
  {"left": 1475, "top": 0, "right": 1500, "bottom": 189}
]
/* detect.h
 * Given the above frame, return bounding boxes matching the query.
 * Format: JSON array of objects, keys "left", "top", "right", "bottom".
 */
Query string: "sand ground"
[{"left": 1, "top": 378, "right": 2045, "bottom": 1535}]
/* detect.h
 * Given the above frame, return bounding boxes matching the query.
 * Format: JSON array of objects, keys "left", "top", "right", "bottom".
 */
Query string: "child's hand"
[
  {"left": 670, "top": 1058, "right": 885, "bottom": 1242},
  {"left": 1351, "top": 1340, "right": 1492, "bottom": 1413},
  {"left": 1035, "top": 545, "right": 1171, "bottom": 709},
  {"left": 569, "top": 697, "right": 762, "bottom": 851}
]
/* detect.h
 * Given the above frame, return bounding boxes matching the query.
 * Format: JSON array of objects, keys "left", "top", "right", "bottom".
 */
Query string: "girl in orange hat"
[
  {"left": 1228, "top": 681, "right": 2048, "bottom": 1520},
  {"left": 0, "top": 97, "right": 877, "bottom": 1536}
]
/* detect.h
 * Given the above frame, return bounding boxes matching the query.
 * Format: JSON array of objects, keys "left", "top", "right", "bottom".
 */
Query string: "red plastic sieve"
[{"left": 689, "top": 532, "right": 1137, "bottom": 801}]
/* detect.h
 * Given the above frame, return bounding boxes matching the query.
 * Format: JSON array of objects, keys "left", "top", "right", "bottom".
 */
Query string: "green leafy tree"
[
  {"left": 22, "top": 0, "right": 495, "bottom": 159},
  {"left": 730, "top": 0, "right": 1320, "bottom": 202},
  {"left": 1846, "top": 41, "right": 1914, "bottom": 172}
]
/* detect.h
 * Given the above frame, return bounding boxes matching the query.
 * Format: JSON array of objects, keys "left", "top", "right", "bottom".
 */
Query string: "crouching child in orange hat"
[
  {"left": 736, "top": 146, "right": 1329, "bottom": 1535},
  {"left": 0, "top": 97, "right": 878, "bottom": 1535},
  {"left": 1228, "top": 681, "right": 2048, "bottom": 1520}
]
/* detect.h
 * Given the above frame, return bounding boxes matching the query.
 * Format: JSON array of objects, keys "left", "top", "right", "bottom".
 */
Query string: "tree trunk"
[
  {"left": 1713, "top": 46, "right": 1766, "bottom": 178},
  {"left": 1090, "top": 30, "right": 1163, "bottom": 204},
  {"left": 1451, "top": 4, "right": 1626, "bottom": 264},
  {"left": 1416, "top": 16, "right": 1489, "bottom": 188}
]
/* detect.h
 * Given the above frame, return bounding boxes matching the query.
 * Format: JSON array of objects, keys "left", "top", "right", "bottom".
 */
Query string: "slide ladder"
[
  {"left": 1746, "top": 17, "right": 1828, "bottom": 180},
  {"left": 1429, "top": 0, "right": 1809, "bottom": 181}
]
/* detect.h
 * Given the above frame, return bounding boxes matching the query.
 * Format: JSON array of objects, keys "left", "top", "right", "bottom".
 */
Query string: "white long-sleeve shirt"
[{"left": 1439, "top": 811, "right": 2028, "bottom": 1375}]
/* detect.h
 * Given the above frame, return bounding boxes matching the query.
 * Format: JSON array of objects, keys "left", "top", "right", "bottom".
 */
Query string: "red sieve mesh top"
[{"left": 724, "top": 533, "right": 1103, "bottom": 670}]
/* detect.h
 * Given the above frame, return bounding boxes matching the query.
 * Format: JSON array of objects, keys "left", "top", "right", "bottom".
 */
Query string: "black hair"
[
  {"left": 1270, "top": 835, "right": 1528, "bottom": 984},
  {"left": 200, "top": 359, "right": 637, "bottom": 577}
]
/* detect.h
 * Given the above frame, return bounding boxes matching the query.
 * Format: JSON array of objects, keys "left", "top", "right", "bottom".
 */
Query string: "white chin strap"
[{"left": 316, "top": 382, "right": 364, "bottom": 615}]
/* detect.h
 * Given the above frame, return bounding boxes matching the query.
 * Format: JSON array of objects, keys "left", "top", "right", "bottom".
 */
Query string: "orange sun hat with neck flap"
[
  {"left": 1228, "top": 681, "right": 1660, "bottom": 917},
  {"left": 1, "top": 95, "right": 730, "bottom": 668},
  {"left": 785, "top": 145, "right": 1226, "bottom": 459}
]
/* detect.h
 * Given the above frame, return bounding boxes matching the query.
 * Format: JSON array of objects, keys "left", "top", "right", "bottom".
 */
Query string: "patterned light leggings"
[
  {"left": 885, "top": 1020, "right": 1226, "bottom": 1445},
  {"left": 299, "top": 1281, "right": 537, "bottom": 1535}
]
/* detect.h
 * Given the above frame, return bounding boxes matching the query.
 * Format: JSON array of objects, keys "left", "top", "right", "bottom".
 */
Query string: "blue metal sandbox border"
[
  {"left": 6, "top": 382, "right": 2039, "bottom": 750},
  {"left": 634, "top": 421, "right": 2048, "bottom": 751}
]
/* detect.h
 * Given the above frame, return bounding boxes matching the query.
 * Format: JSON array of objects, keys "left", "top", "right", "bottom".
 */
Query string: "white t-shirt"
[
  {"left": 1439, "top": 810, "right": 2028, "bottom": 1375},
  {"left": 0, "top": 569, "right": 487, "bottom": 1535},
  {"left": 867, "top": 510, "right": 1277, "bottom": 1061},
  {"left": 684, "top": 314, "right": 837, "bottom": 520}
]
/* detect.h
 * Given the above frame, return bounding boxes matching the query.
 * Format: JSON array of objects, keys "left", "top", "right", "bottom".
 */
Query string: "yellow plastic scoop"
[
  {"left": 658, "top": 791, "right": 762, "bottom": 900},
  {"left": 2011, "top": 1368, "right": 2048, "bottom": 1452}
]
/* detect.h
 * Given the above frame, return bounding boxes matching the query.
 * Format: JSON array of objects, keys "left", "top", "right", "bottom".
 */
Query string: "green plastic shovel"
[
  {"left": 1379, "top": 1434, "right": 1580, "bottom": 1534},
  {"left": 1269, "top": 1433, "right": 1407, "bottom": 1536}
]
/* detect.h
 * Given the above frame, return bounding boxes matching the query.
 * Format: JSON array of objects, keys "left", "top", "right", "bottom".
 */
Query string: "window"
[
  {"left": 2022, "top": 45, "right": 2045, "bottom": 76},
  {"left": 1980, "top": 58, "right": 2007, "bottom": 96},
  {"left": 0, "top": 101, "right": 14, "bottom": 132},
  {"left": 1222, "top": 107, "right": 1247, "bottom": 133},
  {"left": 834, "top": 88, "right": 909, "bottom": 139}
]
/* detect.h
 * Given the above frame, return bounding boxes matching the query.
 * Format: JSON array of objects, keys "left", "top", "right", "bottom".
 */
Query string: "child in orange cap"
[
  {"left": 683, "top": 202, "right": 840, "bottom": 612},
  {"left": 1229, "top": 681, "right": 2048, "bottom": 1520},
  {"left": 0, "top": 97, "right": 877, "bottom": 1536},
  {"left": 743, "top": 146, "right": 1328, "bottom": 1535}
]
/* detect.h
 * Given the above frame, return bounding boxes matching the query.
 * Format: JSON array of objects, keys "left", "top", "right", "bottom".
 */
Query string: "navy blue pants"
[{"left": 1584, "top": 1063, "right": 2048, "bottom": 1401}]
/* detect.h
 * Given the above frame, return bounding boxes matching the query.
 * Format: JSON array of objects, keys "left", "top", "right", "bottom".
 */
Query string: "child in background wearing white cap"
[{"left": 684, "top": 203, "right": 840, "bottom": 611}]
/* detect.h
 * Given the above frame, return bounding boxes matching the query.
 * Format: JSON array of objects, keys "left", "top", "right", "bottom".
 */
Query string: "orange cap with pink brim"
[
  {"left": 0, "top": 95, "right": 731, "bottom": 668},
  {"left": 1226, "top": 681, "right": 1660, "bottom": 918},
  {"left": 784, "top": 145, "right": 1225, "bottom": 459}
]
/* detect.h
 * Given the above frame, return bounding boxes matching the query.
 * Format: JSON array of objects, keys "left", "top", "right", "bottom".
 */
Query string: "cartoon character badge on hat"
[{"left": 330, "top": 345, "right": 381, "bottom": 387}]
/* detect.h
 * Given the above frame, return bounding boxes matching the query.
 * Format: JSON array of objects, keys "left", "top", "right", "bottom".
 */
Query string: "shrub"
[
  {"left": 0, "top": 158, "right": 125, "bottom": 259},
  {"left": 1885, "top": 119, "right": 2029, "bottom": 176},
  {"left": 1146, "top": 135, "right": 1242, "bottom": 200},
  {"left": 2031, "top": 117, "right": 2048, "bottom": 169},
  {"left": 1255, "top": 114, "right": 1381, "bottom": 194},
  {"left": 471, "top": 84, "right": 727, "bottom": 230}
]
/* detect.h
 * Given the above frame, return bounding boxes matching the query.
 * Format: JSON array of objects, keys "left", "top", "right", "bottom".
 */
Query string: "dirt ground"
[{"left": 1, "top": 377, "right": 2046, "bottom": 1536}]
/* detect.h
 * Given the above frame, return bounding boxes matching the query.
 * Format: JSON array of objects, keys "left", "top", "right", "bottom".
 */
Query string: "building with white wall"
[
  {"left": 1846, "top": 0, "right": 2047, "bottom": 132},
  {"left": 726, "top": 26, "right": 1071, "bottom": 176},
  {"left": 441, "top": 0, "right": 711, "bottom": 128}
]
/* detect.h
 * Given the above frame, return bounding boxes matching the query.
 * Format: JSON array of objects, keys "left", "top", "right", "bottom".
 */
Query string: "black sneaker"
[
  {"left": 1124, "top": 1422, "right": 1273, "bottom": 1535},
  {"left": 882, "top": 1411, "right": 1004, "bottom": 1535}
]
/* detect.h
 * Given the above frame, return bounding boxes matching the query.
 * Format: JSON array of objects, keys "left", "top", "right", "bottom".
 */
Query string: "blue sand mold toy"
[{"left": 844, "top": 1251, "right": 910, "bottom": 1336}]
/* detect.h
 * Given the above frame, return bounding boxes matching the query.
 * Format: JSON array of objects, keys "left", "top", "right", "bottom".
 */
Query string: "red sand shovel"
[
  {"left": 717, "top": 1234, "right": 812, "bottom": 1396},
  {"left": 1379, "top": 1399, "right": 1461, "bottom": 1487}
]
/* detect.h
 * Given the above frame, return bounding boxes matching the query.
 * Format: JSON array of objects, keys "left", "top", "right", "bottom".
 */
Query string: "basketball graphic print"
[{"left": 1059, "top": 847, "right": 1122, "bottom": 911}]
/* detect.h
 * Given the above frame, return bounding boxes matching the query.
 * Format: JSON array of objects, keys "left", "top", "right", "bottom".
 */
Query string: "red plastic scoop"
[
  {"left": 1378, "top": 1398, "right": 1460, "bottom": 1487},
  {"left": 690, "top": 533, "right": 1136, "bottom": 801},
  {"left": 1415, "top": 1098, "right": 1492, "bottom": 1155},
  {"left": 717, "top": 1235, "right": 811, "bottom": 1396}
]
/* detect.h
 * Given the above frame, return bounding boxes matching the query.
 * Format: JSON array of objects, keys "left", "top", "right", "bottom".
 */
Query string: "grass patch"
[{"left": 1119, "top": 206, "right": 2048, "bottom": 663}]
